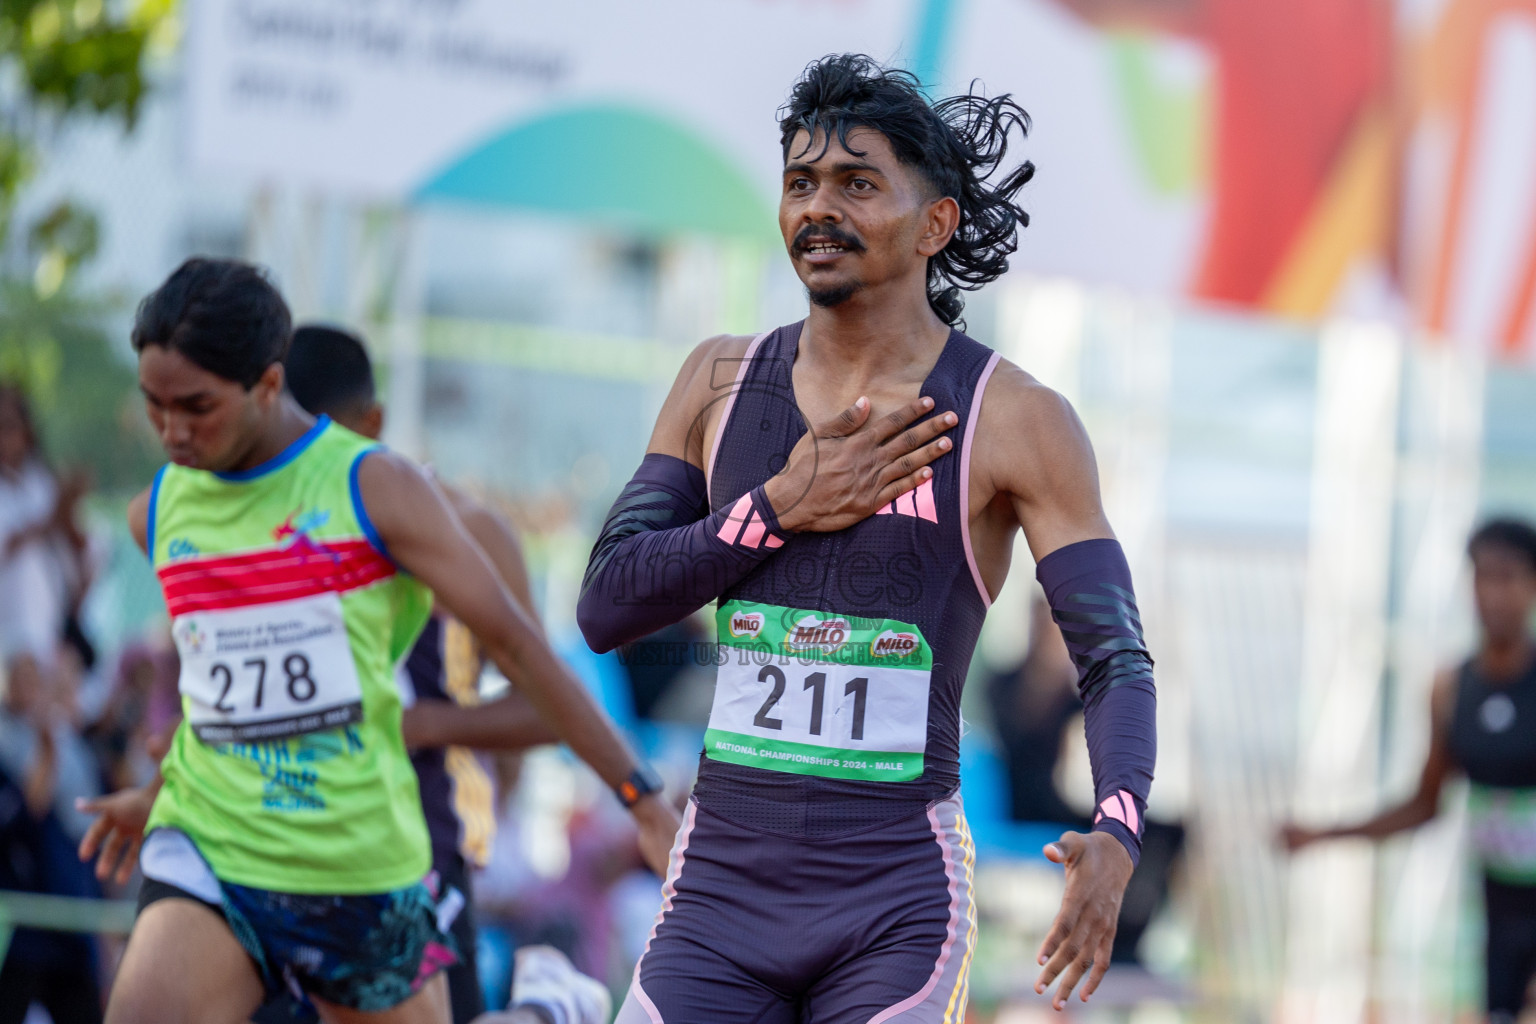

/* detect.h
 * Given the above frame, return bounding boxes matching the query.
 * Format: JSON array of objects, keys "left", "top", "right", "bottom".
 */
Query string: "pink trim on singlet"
[
  {"left": 959, "top": 352, "right": 1002, "bottom": 610},
  {"left": 705, "top": 331, "right": 770, "bottom": 506},
  {"left": 631, "top": 967, "right": 665, "bottom": 1024},
  {"left": 631, "top": 801, "right": 698, "bottom": 1024},
  {"left": 867, "top": 804, "right": 964, "bottom": 1023}
]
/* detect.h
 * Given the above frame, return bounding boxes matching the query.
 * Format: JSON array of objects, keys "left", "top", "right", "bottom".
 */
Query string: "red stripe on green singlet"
[{"left": 157, "top": 538, "right": 396, "bottom": 618}]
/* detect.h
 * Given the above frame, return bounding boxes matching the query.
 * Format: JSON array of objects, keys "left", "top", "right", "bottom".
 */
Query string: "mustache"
[{"left": 792, "top": 224, "right": 866, "bottom": 254}]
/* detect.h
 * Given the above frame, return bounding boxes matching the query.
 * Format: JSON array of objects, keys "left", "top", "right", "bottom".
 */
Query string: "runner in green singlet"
[
  {"left": 271, "top": 322, "right": 607, "bottom": 1024},
  {"left": 75, "top": 259, "right": 679, "bottom": 1024}
]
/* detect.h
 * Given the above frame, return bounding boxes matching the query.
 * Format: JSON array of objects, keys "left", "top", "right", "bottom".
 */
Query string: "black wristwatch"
[{"left": 615, "top": 763, "right": 664, "bottom": 808}]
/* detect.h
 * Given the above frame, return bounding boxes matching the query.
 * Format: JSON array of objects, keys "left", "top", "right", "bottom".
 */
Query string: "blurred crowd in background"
[{"left": 6, "top": 0, "right": 1536, "bottom": 1022}]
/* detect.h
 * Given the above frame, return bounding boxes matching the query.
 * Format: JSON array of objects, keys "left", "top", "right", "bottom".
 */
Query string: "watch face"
[
  {"left": 620, "top": 765, "right": 663, "bottom": 806},
  {"left": 636, "top": 764, "right": 664, "bottom": 793}
]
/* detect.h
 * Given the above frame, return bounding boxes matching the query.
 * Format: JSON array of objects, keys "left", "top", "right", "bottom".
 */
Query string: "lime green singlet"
[{"left": 146, "top": 417, "right": 433, "bottom": 893}]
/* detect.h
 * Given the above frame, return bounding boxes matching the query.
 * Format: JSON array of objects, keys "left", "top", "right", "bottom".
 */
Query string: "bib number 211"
[{"left": 751, "top": 665, "right": 868, "bottom": 741}]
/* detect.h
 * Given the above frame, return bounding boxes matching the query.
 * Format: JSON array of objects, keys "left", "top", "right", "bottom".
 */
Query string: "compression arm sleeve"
[
  {"left": 1036, "top": 538, "right": 1157, "bottom": 866},
  {"left": 577, "top": 453, "right": 789, "bottom": 653}
]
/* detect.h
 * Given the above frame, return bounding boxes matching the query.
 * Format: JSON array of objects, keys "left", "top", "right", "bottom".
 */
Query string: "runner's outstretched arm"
[
  {"left": 1280, "top": 670, "right": 1455, "bottom": 849},
  {"left": 578, "top": 336, "right": 957, "bottom": 652},
  {"left": 979, "top": 367, "right": 1156, "bottom": 1010},
  {"left": 358, "top": 450, "right": 681, "bottom": 873},
  {"left": 403, "top": 696, "right": 554, "bottom": 752},
  {"left": 400, "top": 488, "right": 559, "bottom": 751},
  {"left": 75, "top": 486, "right": 166, "bottom": 885}
]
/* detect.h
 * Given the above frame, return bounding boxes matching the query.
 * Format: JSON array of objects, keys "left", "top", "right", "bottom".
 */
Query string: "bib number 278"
[
  {"left": 209, "top": 653, "right": 319, "bottom": 713},
  {"left": 176, "top": 592, "right": 365, "bottom": 743}
]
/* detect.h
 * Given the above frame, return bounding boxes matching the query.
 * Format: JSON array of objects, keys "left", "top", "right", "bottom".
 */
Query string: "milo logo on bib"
[
  {"left": 871, "top": 630, "right": 920, "bottom": 658},
  {"left": 785, "top": 615, "right": 851, "bottom": 655},
  {"left": 705, "top": 600, "right": 932, "bottom": 782},
  {"left": 727, "top": 611, "right": 764, "bottom": 639}
]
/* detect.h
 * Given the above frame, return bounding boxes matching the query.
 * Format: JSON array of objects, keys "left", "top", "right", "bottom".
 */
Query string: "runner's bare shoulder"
[
  {"left": 648, "top": 333, "right": 758, "bottom": 467},
  {"left": 127, "top": 485, "right": 153, "bottom": 553},
  {"left": 973, "top": 358, "right": 1097, "bottom": 499}
]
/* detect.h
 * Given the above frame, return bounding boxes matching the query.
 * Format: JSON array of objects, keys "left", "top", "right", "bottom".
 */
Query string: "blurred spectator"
[
  {"left": 0, "top": 653, "right": 101, "bottom": 850},
  {"left": 986, "top": 592, "right": 1093, "bottom": 827},
  {"left": 85, "top": 641, "right": 180, "bottom": 793},
  {"left": 0, "top": 385, "right": 91, "bottom": 665},
  {"left": 0, "top": 651, "right": 106, "bottom": 1024},
  {"left": 474, "top": 753, "right": 647, "bottom": 1007},
  {"left": 617, "top": 615, "right": 713, "bottom": 724},
  {"left": 532, "top": 802, "right": 644, "bottom": 981},
  {"left": 474, "top": 754, "right": 540, "bottom": 1010},
  {"left": 1284, "top": 518, "right": 1536, "bottom": 1022}
]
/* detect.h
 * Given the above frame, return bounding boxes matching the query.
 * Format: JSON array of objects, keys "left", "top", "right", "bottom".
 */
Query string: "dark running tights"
[{"left": 1485, "top": 876, "right": 1536, "bottom": 1021}]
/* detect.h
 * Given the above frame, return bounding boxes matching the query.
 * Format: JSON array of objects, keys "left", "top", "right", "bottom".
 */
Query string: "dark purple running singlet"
[
  {"left": 693, "top": 320, "right": 998, "bottom": 832},
  {"left": 618, "top": 321, "right": 999, "bottom": 1024}
]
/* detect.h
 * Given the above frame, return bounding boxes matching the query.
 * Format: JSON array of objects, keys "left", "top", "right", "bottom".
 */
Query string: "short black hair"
[
  {"left": 131, "top": 258, "right": 292, "bottom": 389},
  {"left": 285, "top": 325, "right": 376, "bottom": 420},
  {"left": 1469, "top": 517, "right": 1536, "bottom": 573},
  {"left": 779, "top": 54, "right": 1034, "bottom": 328}
]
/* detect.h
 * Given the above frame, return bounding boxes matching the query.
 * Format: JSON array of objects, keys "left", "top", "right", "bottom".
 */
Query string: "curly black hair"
[{"left": 779, "top": 54, "right": 1034, "bottom": 328}]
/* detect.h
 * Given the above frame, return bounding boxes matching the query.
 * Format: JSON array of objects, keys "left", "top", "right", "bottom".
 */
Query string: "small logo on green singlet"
[
  {"left": 175, "top": 619, "right": 207, "bottom": 655},
  {"left": 167, "top": 538, "right": 200, "bottom": 559},
  {"left": 273, "top": 507, "right": 332, "bottom": 542}
]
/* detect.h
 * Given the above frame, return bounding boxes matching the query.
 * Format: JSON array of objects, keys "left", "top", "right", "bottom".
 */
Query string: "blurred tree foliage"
[
  {"left": 1, "top": 0, "right": 177, "bottom": 493},
  {"left": 0, "top": 278, "right": 164, "bottom": 491}
]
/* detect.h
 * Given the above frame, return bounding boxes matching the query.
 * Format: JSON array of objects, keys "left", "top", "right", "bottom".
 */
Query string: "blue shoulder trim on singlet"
[
  {"left": 349, "top": 446, "right": 398, "bottom": 566},
  {"left": 145, "top": 463, "right": 168, "bottom": 568},
  {"left": 214, "top": 415, "right": 332, "bottom": 483}
]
